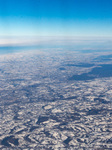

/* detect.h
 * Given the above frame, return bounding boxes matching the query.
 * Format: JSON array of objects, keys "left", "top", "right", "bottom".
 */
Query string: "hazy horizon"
[{"left": 0, "top": 36, "right": 112, "bottom": 53}]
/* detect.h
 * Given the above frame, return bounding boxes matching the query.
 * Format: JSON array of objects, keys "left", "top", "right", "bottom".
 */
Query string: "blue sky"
[{"left": 0, "top": 0, "right": 112, "bottom": 36}]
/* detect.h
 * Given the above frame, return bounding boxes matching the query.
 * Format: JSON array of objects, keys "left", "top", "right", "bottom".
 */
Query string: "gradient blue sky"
[{"left": 0, "top": 0, "right": 112, "bottom": 36}]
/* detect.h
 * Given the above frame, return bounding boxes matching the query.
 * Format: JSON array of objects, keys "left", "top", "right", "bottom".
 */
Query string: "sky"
[{"left": 0, "top": 0, "right": 112, "bottom": 37}]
